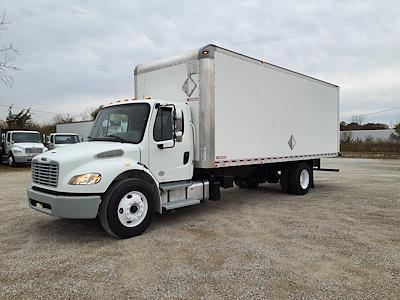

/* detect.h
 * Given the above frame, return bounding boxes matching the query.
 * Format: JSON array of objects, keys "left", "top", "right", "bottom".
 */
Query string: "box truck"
[
  {"left": 1, "top": 129, "right": 47, "bottom": 166},
  {"left": 27, "top": 45, "right": 339, "bottom": 238},
  {"left": 56, "top": 120, "right": 94, "bottom": 142}
]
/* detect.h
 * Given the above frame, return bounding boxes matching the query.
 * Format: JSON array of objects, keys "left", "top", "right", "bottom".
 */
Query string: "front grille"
[
  {"left": 32, "top": 161, "right": 59, "bottom": 187},
  {"left": 26, "top": 148, "right": 43, "bottom": 154}
]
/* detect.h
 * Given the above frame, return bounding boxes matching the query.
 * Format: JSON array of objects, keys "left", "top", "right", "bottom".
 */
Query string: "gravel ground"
[{"left": 0, "top": 158, "right": 399, "bottom": 299}]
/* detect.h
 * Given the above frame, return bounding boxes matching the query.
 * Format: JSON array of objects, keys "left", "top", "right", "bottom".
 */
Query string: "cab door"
[{"left": 148, "top": 104, "right": 193, "bottom": 182}]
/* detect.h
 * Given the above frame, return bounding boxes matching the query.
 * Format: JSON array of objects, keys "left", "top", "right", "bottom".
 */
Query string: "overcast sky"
[{"left": 1, "top": 0, "right": 399, "bottom": 124}]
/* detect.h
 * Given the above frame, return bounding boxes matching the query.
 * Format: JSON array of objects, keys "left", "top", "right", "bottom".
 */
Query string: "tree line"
[{"left": 0, "top": 105, "right": 103, "bottom": 136}]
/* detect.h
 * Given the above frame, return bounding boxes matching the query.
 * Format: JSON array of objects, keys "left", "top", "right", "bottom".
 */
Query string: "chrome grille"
[
  {"left": 32, "top": 161, "right": 59, "bottom": 187},
  {"left": 26, "top": 148, "right": 43, "bottom": 154}
]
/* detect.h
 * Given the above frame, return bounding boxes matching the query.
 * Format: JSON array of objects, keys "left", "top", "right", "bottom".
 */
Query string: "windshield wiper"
[
  {"left": 89, "top": 135, "right": 128, "bottom": 143},
  {"left": 107, "top": 134, "right": 128, "bottom": 143}
]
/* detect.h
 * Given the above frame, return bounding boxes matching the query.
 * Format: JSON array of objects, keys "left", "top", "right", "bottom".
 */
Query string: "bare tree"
[
  {"left": 351, "top": 115, "right": 364, "bottom": 125},
  {"left": 52, "top": 114, "right": 76, "bottom": 124},
  {"left": 80, "top": 105, "right": 103, "bottom": 121},
  {"left": 0, "top": 11, "right": 19, "bottom": 87}
]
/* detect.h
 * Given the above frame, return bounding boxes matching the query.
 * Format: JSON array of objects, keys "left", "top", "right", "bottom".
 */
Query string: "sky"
[{"left": 0, "top": 0, "right": 400, "bottom": 125}]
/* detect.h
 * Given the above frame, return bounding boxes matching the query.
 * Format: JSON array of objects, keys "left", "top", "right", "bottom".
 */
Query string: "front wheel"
[
  {"left": 99, "top": 178, "right": 155, "bottom": 238},
  {"left": 8, "top": 153, "right": 15, "bottom": 167}
]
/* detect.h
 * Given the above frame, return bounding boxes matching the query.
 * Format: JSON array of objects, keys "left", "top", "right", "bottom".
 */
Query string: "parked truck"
[
  {"left": 56, "top": 120, "right": 94, "bottom": 142},
  {"left": 1, "top": 129, "right": 47, "bottom": 166},
  {"left": 27, "top": 45, "right": 339, "bottom": 238},
  {"left": 46, "top": 133, "right": 81, "bottom": 150}
]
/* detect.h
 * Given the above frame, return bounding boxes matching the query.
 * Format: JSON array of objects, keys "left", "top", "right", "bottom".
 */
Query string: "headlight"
[
  {"left": 68, "top": 173, "right": 101, "bottom": 185},
  {"left": 13, "top": 149, "right": 23, "bottom": 154}
]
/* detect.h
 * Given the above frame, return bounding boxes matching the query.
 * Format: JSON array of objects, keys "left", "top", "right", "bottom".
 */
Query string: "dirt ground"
[{"left": 0, "top": 158, "right": 399, "bottom": 299}]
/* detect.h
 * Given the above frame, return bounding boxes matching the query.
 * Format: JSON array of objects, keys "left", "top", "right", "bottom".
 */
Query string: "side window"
[
  {"left": 154, "top": 107, "right": 173, "bottom": 142},
  {"left": 6, "top": 133, "right": 10, "bottom": 142}
]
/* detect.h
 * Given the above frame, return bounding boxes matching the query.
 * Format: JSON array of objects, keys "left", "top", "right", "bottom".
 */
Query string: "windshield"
[
  {"left": 12, "top": 132, "right": 41, "bottom": 143},
  {"left": 89, "top": 103, "right": 150, "bottom": 143},
  {"left": 55, "top": 135, "right": 79, "bottom": 144}
]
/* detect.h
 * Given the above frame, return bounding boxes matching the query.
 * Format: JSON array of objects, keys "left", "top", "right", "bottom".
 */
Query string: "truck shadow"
[
  {"left": 32, "top": 217, "right": 113, "bottom": 243},
  {"left": 31, "top": 183, "right": 339, "bottom": 242}
]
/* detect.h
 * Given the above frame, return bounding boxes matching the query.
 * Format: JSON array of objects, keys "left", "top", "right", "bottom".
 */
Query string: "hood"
[{"left": 33, "top": 141, "right": 141, "bottom": 165}]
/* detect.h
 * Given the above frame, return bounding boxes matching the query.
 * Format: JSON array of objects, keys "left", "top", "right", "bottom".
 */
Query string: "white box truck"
[
  {"left": 56, "top": 120, "right": 94, "bottom": 142},
  {"left": 27, "top": 44, "right": 339, "bottom": 238}
]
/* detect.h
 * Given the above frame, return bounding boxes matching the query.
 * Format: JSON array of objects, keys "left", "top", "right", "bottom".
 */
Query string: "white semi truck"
[
  {"left": 1, "top": 129, "right": 47, "bottom": 166},
  {"left": 27, "top": 45, "right": 339, "bottom": 238}
]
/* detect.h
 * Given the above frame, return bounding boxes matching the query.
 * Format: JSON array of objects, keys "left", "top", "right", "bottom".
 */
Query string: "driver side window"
[{"left": 154, "top": 107, "right": 173, "bottom": 142}]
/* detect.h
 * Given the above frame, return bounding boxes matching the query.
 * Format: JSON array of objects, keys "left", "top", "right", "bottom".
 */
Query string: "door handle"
[{"left": 183, "top": 151, "right": 190, "bottom": 164}]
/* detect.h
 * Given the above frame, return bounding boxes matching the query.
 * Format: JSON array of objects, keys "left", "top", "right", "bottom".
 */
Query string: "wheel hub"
[
  {"left": 299, "top": 169, "right": 310, "bottom": 189},
  {"left": 117, "top": 191, "right": 148, "bottom": 227}
]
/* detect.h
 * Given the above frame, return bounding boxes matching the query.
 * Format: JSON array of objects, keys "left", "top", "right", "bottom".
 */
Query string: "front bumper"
[
  {"left": 15, "top": 154, "right": 37, "bottom": 164},
  {"left": 27, "top": 186, "right": 101, "bottom": 219}
]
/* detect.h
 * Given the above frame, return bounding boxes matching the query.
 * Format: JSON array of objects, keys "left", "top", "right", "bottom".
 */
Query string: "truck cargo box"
[{"left": 135, "top": 45, "right": 339, "bottom": 169}]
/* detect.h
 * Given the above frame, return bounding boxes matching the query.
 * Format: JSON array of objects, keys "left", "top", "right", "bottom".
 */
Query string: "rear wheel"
[
  {"left": 234, "top": 176, "right": 259, "bottom": 189},
  {"left": 288, "top": 163, "right": 312, "bottom": 195},
  {"left": 99, "top": 178, "right": 155, "bottom": 238}
]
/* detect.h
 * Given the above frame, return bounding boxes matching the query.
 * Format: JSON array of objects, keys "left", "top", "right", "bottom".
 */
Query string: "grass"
[{"left": 340, "top": 137, "right": 400, "bottom": 159}]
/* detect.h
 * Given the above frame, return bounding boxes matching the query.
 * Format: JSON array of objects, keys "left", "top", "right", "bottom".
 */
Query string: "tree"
[
  {"left": 52, "top": 114, "right": 76, "bottom": 124},
  {"left": 351, "top": 115, "right": 364, "bottom": 125},
  {"left": 0, "top": 12, "right": 19, "bottom": 87},
  {"left": 395, "top": 122, "right": 400, "bottom": 135},
  {"left": 5, "top": 105, "right": 32, "bottom": 128},
  {"left": 90, "top": 105, "right": 103, "bottom": 120}
]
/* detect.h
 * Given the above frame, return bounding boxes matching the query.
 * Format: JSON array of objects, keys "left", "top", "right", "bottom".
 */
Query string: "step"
[
  {"left": 162, "top": 198, "right": 200, "bottom": 210},
  {"left": 159, "top": 180, "right": 193, "bottom": 191}
]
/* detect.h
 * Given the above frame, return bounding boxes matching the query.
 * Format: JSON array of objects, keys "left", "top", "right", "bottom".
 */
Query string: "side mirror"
[
  {"left": 174, "top": 109, "right": 183, "bottom": 143},
  {"left": 174, "top": 109, "right": 183, "bottom": 132},
  {"left": 175, "top": 131, "right": 183, "bottom": 142}
]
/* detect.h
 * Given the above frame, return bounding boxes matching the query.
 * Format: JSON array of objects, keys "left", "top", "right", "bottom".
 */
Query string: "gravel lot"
[{"left": 1, "top": 158, "right": 399, "bottom": 299}]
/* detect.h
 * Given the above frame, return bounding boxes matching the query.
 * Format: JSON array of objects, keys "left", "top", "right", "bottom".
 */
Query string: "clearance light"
[
  {"left": 68, "top": 173, "right": 102, "bottom": 185},
  {"left": 145, "top": 96, "right": 152, "bottom": 100},
  {"left": 202, "top": 50, "right": 209, "bottom": 54}
]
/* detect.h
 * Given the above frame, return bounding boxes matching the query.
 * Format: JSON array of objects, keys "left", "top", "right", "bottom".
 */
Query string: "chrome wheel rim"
[
  {"left": 8, "top": 156, "right": 13, "bottom": 166},
  {"left": 117, "top": 191, "right": 148, "bottom": 227},
  {"left": 300, "top": 169, "right": 310, "bottom": 189}
]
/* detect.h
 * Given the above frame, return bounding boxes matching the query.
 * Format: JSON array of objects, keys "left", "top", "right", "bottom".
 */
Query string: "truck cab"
[
  {"left": 47, "top": 133, "right": 80, "bottom": 150},
  {"left": 28, "top": 99, "right": 200, "bottom": 238},
  {"left": 1, "top": 130, "right": 47, "bottom": 166}
]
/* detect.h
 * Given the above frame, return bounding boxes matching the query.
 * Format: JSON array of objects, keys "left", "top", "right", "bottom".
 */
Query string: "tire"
[
  {"left": 234, "top": 177, "right": 243, "bottom": 188},
  {"left": 8, "top": 153, "right": 15, "bottom": 167},
  {"left": 288, "top": 163, "right": 311, "bottom": 195},
  {"left": 280, "top": 165, "right": 292, "bottom": 194},
  {"left": 99, "top": 178, "right": 155, "bottom": 238},
  {"left": 234, "top": 176, "right": 259, "bottom": 189}
]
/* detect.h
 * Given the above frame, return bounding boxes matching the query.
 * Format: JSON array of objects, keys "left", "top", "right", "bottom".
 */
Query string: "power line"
[
  {"left": 0, "top": 104, "right": 79, "bottom": 116},
  {"left": 341, "top": 106, "right": 400, "bottom": 120}
]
